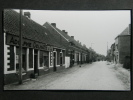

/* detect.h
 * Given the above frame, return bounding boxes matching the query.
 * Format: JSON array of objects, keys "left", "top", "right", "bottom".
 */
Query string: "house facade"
[
  {"left": 110, "top": 43, "right": 115, "bottom": 62},
  {"left": 114, "top": 24, "right": 131, "bottom": 65},
  {"left": 4, "top": 10, "right": 92, "bottom": 84},
  {"left": 4, "top": 10, "right": 66, "bottom": 84},
  {"left": 44, "top": 22, "right": 89, "bottom": 68}
]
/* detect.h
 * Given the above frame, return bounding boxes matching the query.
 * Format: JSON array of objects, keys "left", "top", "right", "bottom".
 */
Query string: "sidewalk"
[{"left": 4, "top": 63, "right": 88, "bottom": 90}]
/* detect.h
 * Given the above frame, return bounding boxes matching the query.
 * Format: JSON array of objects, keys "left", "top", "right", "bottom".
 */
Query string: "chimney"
[
  {"left": 77, "top": 40, "right": 79, "bottom": 43},
  {"left": 62, "top": 30, "right": 65, "bottom": 32},
  {"left": 83, "top": 44, "right": 86, "bottom": 47},
  {"left": 71, "top": 36, "right": 74, "bottom": 39},
  {"left": 51, "top": 23, "right": 56, "bottom": 27},
  {"left": 24, "top": 12, "right": 31, "bottom": 18},
  {"left": 62, "top": 30, "right": 68, "bottom": 35},
  {"left": 65, "top": 32, "right": 68, "bottom": 35}
]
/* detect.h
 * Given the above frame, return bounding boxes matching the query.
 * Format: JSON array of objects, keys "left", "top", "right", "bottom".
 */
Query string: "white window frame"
[{"left": 4, "top": 33, "right": 16, "bottom": 74}]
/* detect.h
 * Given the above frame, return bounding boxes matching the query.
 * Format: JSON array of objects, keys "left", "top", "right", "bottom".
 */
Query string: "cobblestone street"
[{"left": 4, "top": 61, "right": 129, "bottom": 90}]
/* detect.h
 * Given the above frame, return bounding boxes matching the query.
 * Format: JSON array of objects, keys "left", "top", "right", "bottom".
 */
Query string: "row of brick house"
[
  {"left": 3, "top": 9, "right": 95, "bottom": 84},
  {"left": 107, "top": 24, "right": 131, "bottom": 69}
]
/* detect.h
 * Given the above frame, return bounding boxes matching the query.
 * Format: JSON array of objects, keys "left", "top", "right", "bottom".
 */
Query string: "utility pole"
[
  {"left": 19, "top": 9, "right": 23, "bottom": 84},
  {"left": 107, "top": 42, "right": 108, "bottom": 61},
  {"left": 107, "top": 42, "right": 108, "bottom": 54}
]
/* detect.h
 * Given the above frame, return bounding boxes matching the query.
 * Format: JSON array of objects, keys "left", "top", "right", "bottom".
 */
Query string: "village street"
[{"left": 4, "top": 61, "right": 129, "bottom": 90}]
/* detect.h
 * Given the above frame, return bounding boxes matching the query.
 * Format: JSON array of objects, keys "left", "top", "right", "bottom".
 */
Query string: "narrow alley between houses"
[{"left": 4, "top": 61, "right": 130, "bottom": 90}]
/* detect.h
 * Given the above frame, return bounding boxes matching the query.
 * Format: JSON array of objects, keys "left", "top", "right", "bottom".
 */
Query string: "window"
[
  {"left": 44, "top": 56, "right": 49, "bottom": 67},
  {"left": 16, "top": 47, "right": 27, "bottom": 72},
  {"left": 39, "top": 50, "right": 49, "bottom": 68},
  {"left": 16, "top": 47, "right": 19, "bottom": 71}
]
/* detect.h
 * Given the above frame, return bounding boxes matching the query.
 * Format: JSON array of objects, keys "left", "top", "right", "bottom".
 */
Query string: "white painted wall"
[
  {"left": 4, "top": 33, "right": 16, "bottom": 74},
  {"left": 49, "top": 51, "right": 53, "bottom": 68},
  {"left": 65, "top": 57, "right": 70, "bottom": 68},
  {"left": 75, "top": 52, "right": 77, "bottom": 62},
  {"left": 79, "top": 52, "right": 81, "bottom": 61}
]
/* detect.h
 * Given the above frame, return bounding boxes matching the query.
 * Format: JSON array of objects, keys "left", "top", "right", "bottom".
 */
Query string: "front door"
[
  {"left": 22, "top": 54, "right": 26, "bottom": 71},
  {"left": 60, "top": 53, "right": 63, "bottom": 66},
  {"left": 53, "top": 52, "right": 56, "bottom": 71},
  {"left": 34, "top": 54, "right": 38, "bottom": 74}
]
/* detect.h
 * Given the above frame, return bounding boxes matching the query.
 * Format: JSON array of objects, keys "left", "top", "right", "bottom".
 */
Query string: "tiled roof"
[
  {"left": 44, "top": 22, "right": 89, "bottom": 52},
  {"left": 115, "top": 25, "right": 130, "bottom": 39},
  {"left": 44, "top": 22, "right": 69, "bottom": 49},
  {"left": 119, "top": 27, "right": 129, "bottom": 36},
  {"left": 56, "top": 27, "right": 89, "bottom": 53},
  {"left": 4, "top": 9, "right": 65, "bottom": 49}
]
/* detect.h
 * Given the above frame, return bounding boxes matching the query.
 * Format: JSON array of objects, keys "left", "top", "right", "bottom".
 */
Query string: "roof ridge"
[
  {"left": 46, "top": 22, "right": 69, "bottom": 42},
  {"left": 53, "top": 26, "right": 84, "bottom": 48},
  {"left": 4, "top": 9, "right": 65, "bottom": 49}
]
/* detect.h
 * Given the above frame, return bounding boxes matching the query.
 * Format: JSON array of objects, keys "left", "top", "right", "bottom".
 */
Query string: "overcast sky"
[{"left": 15, "top": 10, "right": 131, "bottom": 56}]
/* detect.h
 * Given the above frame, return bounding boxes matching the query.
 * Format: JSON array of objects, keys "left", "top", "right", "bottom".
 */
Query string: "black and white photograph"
[{"left": 3, "top": 9, "right": 131, "bottom": 90}]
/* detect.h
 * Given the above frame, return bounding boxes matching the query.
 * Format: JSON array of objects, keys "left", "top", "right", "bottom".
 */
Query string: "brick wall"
[{"left": 118, "top": 35, "right": 130, "bottom": 64}]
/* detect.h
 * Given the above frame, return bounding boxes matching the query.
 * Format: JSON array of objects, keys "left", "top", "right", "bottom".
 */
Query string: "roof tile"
[{"left": 4, "top": 9, "right": 65, "bottom": 49}]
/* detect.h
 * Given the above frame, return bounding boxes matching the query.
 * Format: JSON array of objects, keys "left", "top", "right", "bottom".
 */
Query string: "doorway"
[
  {"left": 53, "top": 52, "right": 56, "bottom": 71},
  {"left": 60, "top": 53, "right": 63, "bottom": 66},
  {"left": 22, "top": 54, "right": 26, "bottom": 71},
  {"left": 34, "top": 50, "right": 38, "bottom": 75}
]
